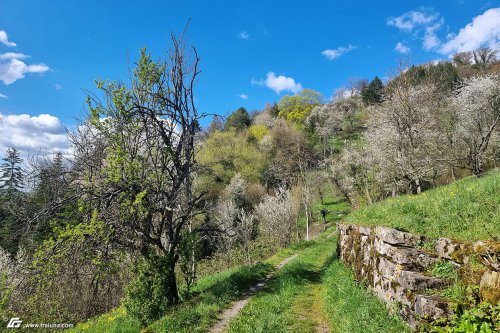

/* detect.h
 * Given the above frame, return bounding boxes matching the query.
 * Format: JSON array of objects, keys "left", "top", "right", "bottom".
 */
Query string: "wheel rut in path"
[{"left": 208, "top": 254, "right": 299, "bottom": 333}]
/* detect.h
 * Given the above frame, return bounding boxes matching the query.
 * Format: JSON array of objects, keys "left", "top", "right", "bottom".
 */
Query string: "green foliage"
[
  {"left": 68, "top": 307, "right": 142, "bottom": 333},
  {"left": 225, "top": 107, "right": 251, "bottom": 131},
  {"left": 124, "top": 253, "right": 176, "bottom": 326},
  {"left": 403, "top": 62, "right": 460, "bottom": 92},
  {"left": 0, "top": 147, "right": 24, "bottom": 192},
  {"left": 430, "top": 261, "right": 458, "bottom": 280},
  {"left": 344, "top": 171, "right": 500, "bottom": 241},
  {"left": 439, "top": 283, "right": 468, "bottom": 302},
  {"left": 361, "top": 76, "right": 384, "bottom": 105},
  {"left": 197, "top": 131, "right": 266, "bottom": 199},
  {"left": 26, "top": 213, "right": 122, "bottom": 322},
  {"left": 0, "top": 271, "right": 13, "bottom": 326},
  {"left": 247, "top": 124, "right": 269, "bottom": 142},
  {"left": 278, "top": 89, "right": 323, "bottom": 123},
  {"left": 429, "top": 303, "right": 500, "bottom": 333}
]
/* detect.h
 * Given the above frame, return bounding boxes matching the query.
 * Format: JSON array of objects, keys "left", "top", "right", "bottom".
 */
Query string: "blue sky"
[{"left": 0, "top": 0, "right": 499, "bottom": 155}]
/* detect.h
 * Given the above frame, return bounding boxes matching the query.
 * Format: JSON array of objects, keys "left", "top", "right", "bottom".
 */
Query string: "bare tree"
[
  {"left": 473, "top": 48, "right": 497, "bottom": 69},
  {"left": 72, "top": 32, "right": 205, "bottom": 305},
  {"left": 453, "top": 51, "right": 473, "bottom": 66}
]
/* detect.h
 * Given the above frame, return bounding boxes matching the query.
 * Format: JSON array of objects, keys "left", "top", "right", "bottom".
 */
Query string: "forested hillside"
[{"left": 0, "top": 32, "right": 499, "bottom": 332}]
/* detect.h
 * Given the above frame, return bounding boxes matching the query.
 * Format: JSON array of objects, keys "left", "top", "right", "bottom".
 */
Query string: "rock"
[
  {"left": 336, "top": 223, "right": 482, "bottom": 327},
  {"left": 396, "top": 271, "right": 447, "bottom": 291},
  {"left": 479, "top": 270, "right": 500, "bottom": 304},
  {"left": 374, "top": 226, "right": 422, "bottom": 247},
  {"left": 435, "top": 238, "right": 470, "bottom": 263},
  {"left": 374, "top": 237, "right": 438, "bottom": 271},
  {"left": 414, "top": 295, "right": 452, "bottom": 320}
]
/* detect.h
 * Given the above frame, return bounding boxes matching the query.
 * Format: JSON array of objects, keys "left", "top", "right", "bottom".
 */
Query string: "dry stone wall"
[{"left": 337, "top": 223, "right": 500, "bottom": 329}]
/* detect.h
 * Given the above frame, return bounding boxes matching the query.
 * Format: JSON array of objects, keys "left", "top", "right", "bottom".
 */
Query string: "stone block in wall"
[
  {"left": 374, "top": 237, "right": 439, "bottom": 271},
  {"left": 374, "top": 226, "right": 423, "bottom": 247},
  {"left": 479, "top": 270, "right": 500, "bottom": 304},
  {"left": 435, "top": 237, "right": 471, "bottom": 263},
  {"left": 414, "top": 295, "right": 453, "bottom": 321},
  {"left": 396, "top": 271, "right": 448, "bottom": 291}
]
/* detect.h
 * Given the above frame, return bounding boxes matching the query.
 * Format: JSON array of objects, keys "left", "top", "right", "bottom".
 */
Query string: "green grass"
[
  {"left": 297, "top": 178, "right": 351, "bottom": 235},
  {"left": 324, "top": 260, "right": 411, "bottom": 333},
  {"left": 147, "top": 263, "right": 271, "bottom": 333},
  {"left": 68, "top": 235, "right": 320, "bottom": 333},
  {"left": 68, "top": 263, "right": 271, "bottom": 333},
  {"left": 68, "top": 229, "right": 409, "bottom": 333},
  {"left": 226, "top": 237, "right": 337, "bottom": 333},
  {"left": 226, "top": 233, "right": 408, "bottom": 333},
  {"left": 67, "top": 307, "right": 142, "bottom": 333},
  {"left": 344, "top": 170, "right": 500, "bottom": 241}
]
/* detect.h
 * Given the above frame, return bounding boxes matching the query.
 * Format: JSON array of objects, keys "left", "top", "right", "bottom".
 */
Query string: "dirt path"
[{"left": 208, "top": 254, "right": 299, "bottom": 333}]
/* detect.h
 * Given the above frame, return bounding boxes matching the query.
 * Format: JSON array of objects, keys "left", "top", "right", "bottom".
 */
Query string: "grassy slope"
[
  {"left": 68, "top": 241, "right": 317, "bottom": 333},
  {"left": 344, "top": 170, "right": 500, "bottom": 241},
  {"left": 70, "top": 191, "right": 413, "bottom": 333}
]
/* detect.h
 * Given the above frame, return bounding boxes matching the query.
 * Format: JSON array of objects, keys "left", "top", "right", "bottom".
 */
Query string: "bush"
[
  {"left": 124, "top": 253, "right": 176, "bottom": 326},
  {"left": 429, "top": 303, "right": 500, "bottom": 332}
]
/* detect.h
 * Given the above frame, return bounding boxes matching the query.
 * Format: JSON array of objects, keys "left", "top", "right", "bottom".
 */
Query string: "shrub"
[
  {"left": 124, "top": 253, "right": 175, "bottom": 326},
  {"left": 429, "top": 303, "right": 500, "bottom": 332}
]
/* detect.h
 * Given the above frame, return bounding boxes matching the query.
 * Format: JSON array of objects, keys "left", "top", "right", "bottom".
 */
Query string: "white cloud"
[
  {"left": 423, "top": 34, "right": 440, "bottom": 50},
  {"left": 395, "top": 42, "right": 411, "bottom": 54},
  {"left": 387, "top": 8, "right": 443, "bottom": 51},
  {"left": 0, "top": 54, "right": 50, "bottom": 85},
  {"left": 439, "top": 8, "right": 500, "bottom": 55},
  {"left": 387, "top": 9, "right": 439, "bottom": 31},
  {"left": 238, "top": 93, "right": 248, "bottom": 100},
  {"left": 54, "top": 83, "right": 62, "bottom": 90},
  {"left": 239, "top": 31, "right": 250, "bottom": 40},
  {"left": 0, "top": 93, "right": 7, "bottom": 99},
  {"left": 0, "top": 113, "right": 72, "bottom": 157},
  {"left": 321, "top": 45, "right": 356, "bottom": 60},
  {"left": 0, "top": 52, "right": 29, "bottom": 60},
  {"left": 252, "top": 72, "right": 302, "bottom": 94},
  {"left": 0, "top": 30, "right": 16, "bottom": 47}
]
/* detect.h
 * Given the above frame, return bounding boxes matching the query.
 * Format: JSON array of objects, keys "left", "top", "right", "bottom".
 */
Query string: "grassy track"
[
  {"left": 224, "top": 233, "right": 409, "bottom": 333},
  {"left": 225, "top": 236, "right": 336, "bottom": 333}
]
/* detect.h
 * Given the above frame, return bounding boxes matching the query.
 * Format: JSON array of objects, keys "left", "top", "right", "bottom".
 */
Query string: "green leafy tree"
[
  {"left": 197, "top": 131, "right": 266, "bottom": 199},
  {"left": 0, "top": 148, "right": 25, "bottom": 254},
  {"left": 29, "top": 152, "right": 67, "bottom": 243},
  {"left": 247, "top": 124, "right": 269, "bottom": 142},
  {"left": 278, "top": 89, "right": 323, "bottom": 123},
  {"left": 361, "top": 76, "right": 384, "bottom": 105},
  {"left": 224, "top": 107, "right": 251, "bottom": 131}
]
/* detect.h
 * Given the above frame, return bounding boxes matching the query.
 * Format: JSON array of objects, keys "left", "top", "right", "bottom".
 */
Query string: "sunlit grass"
[
  {"left": 323, "top": 260, "right": 411, "bottom": 333},
  {"left": 344, "top": 170, "right": 500, "bottom": 240},
  {"left": 226, "top": 237, "right": 336, "bottom": 333}
]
